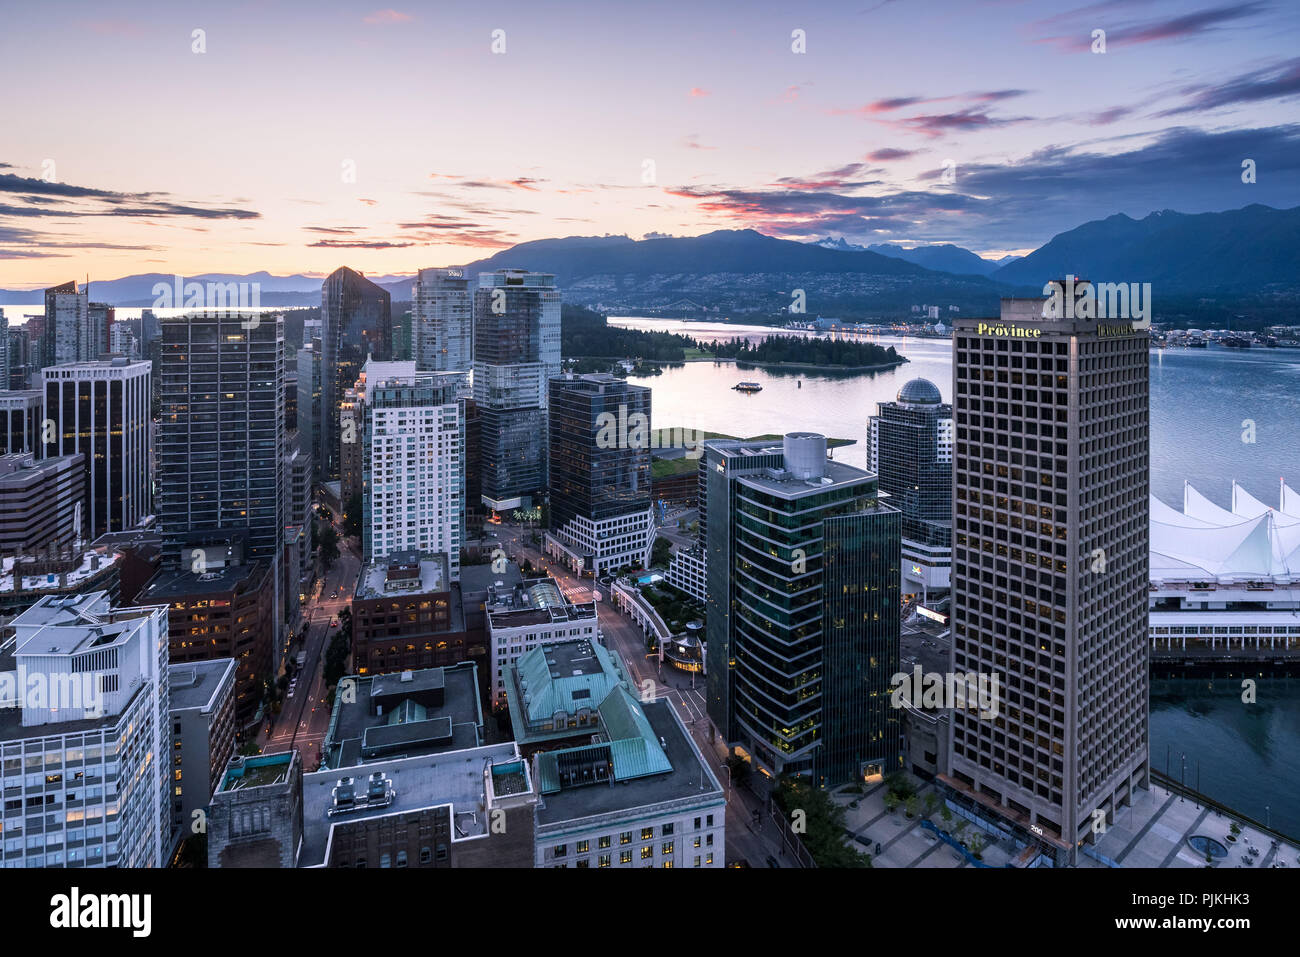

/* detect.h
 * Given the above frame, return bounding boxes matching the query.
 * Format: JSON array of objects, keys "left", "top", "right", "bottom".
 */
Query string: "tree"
[
  {"left": 323, "top": 631, "right": 350, "bottom": 688},
  {"left": 318, "top": 521, "right": 339, "bottom": 570},
  {"left": 650, "top": 537, "right": 673, "bottom": 568},
  {"left": 343, "top": 492, "right": 362, "bottom": 539},
  {"left": 883, "top": 793, "right": 900, "bottom": 813},
  {"left": 904, "top": 795, "right": 920, "bottom": 819}
]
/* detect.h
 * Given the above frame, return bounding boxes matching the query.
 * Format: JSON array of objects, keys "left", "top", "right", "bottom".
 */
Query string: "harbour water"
[{"left": 614, "top": 316, "right": 1300, "bottom": 838}]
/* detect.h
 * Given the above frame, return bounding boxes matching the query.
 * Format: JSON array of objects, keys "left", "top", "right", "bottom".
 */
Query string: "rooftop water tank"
[{"left": 783, "top": 432, "right": 826, "bottom": 480}]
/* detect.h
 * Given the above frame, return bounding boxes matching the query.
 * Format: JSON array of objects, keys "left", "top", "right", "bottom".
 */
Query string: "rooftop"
[
  {"left": 168, "top": 658, "right": 237, "bottom": 713},
  {"left": 322, "top": 662, "right": 483, "bottom": 769},
  {"left": 355, "top": 551, "right": 447, "bottom": 600},
  {"left": 534, "top": 697, "right": 723, "bottom": 831},
  {"left": 299, "top": 742, "right": 523, "bottom": 867}
]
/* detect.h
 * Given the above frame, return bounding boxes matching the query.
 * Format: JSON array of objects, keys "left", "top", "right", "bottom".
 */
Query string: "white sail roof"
[{"left": 1151, "top": 481, "right": 1300, "bottom": 583}]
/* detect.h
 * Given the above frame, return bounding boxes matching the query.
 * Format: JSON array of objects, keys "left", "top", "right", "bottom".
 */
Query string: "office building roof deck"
[
  {"left": 168, "top": 659, "right": 237, "bottom": 712},
  {"left": 300, "top": 742, "right": 524, "bottom": 867},
  {"left": 221, "top": 752, "right": 295, "bottom": 792},
  {"left": 355, "top": 551, "right": 447, "bottom": 600},
  {"left": 534, "top": 697, "right": 723, "bottom": 830},
  {"left": 321, "top": 662, "right": 483, "bottom": 769}
]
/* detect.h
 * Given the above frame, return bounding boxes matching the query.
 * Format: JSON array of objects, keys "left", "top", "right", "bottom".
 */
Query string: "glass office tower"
[
  {"left": 321, "top": 267, "right": 391, "bottom": 480},
  {"left": 703, "top": 432, "right": 901, "bottom": 787}
]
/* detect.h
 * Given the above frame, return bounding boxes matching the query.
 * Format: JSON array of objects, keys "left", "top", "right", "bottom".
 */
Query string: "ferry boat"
[{"left": 733, "top": 381, "right": 763, "bottom": 393}]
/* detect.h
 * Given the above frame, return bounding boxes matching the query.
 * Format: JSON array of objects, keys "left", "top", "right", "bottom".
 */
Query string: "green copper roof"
[{"left": 515, "top": 641, "right": 625, "bottom": 724}]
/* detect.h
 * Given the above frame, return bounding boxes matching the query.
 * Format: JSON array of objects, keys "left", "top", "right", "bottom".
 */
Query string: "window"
[
  {"left": 663, "top": 822, "right": 674, "bottom": 836},
  {"left": 706, "top": 814, "right": 714, "bottom": 827},
  {"left": 662, "top": 841, "right": 674, "bottom": 855},
  {"left": 576, "top": 859, "right": 589, "bottom": 868},
  {"left": 599, "top": 854, "right": 611, "bottom": 868},
  {"left": 598, "top": 835, "right": 610, "bottom": 849},
  {"left": 420, "top": 846, "right": 431, "bottom": 864},
  {"left": 620, "top": 831, "right": 632, "bottom": 845},
  {"left": 640, "top": 846, "right": 652, "bottom": 860},
  {"left": 553, "top": 844, "right": 566, "bottom": 858},
  {"left": 576, "top": 840, "right": 589, "bottom": 854},
  {"left": 641, "top": 827, "right": 653, "bottom": 841},
  {"left": 620, "top": 850, "right": 632, "bottom": 864},
  {"left": 706, "top": 853, "right": 714, "bottom": 865}
]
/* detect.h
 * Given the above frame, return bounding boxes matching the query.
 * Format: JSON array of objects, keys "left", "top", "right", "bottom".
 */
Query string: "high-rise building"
[
  {"left": 869, "top": 378, "right": 954, "bottom": 600},
  {"left": 42, "top": 357, "right": 152, "bottom": 538},
  {"left": 944, "top": 294, "right": 1150, "bottom": 865},
  {"left": 0, "top": 308, "right": 8, "bottom": 388},
  {"left": 0, "top": 452, "right": 85, "bottom": 557},
  {"left": 321, "top": 267, "right": 391, "bottom": 481},
  {"left": 413, "top": 267, "right": 472, "bottom": 374},
  {"left": 42, "top": 281, "right": 91, "bottom": 368},
  {"left": 472, "top": 270, "right": 561, "bottom": 513},
  {"left": 168, "top": 658, "right": 237, "bottom": 854},
  {"left": 545, "top": 374, "right": 654, "bottom": 575},
  {"left": 156, "top": 311, "right": 285, "bottom": 640},
  {"left": 360, "top": 360, "right": 466, "bottom": 575},
  {"left": 88, "top": 302, "right": 115, "bottom": 358},
  {"left": 0, "top": 389, "right": 43, "bottom": 454},
  {"left": 0, "top": 591, "right": 171, "bottom": 867},
  {"left": 703, "top": 433, "right": 901, "bottom": 786},
  {"left": 7, "top": 325, "right": 33, "bottom": 390},
  {"left": 296, "top": 334, "right": 322, "bottom": 487}
]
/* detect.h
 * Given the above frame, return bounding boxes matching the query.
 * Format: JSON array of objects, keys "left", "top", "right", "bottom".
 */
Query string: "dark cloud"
[
  {"left": 308, "top": 239, "right": 416, "bottom": 249},
  {"left": 666, "top": 124, "right": 1300, "bottom": 249},
  {"left": 1158, "top": 56, "right": 1300, "bottom": 116},
  {"left": 0, "top": 172, "right": 259, "bottom": 220},
  {"left": 1035, "top": 1, "right": 1269, "bottom": 51}
]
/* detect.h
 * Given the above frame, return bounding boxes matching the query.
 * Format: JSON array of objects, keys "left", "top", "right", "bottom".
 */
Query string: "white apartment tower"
[{"left": 360, "top": 360, "right": 466, "bottom": 578}]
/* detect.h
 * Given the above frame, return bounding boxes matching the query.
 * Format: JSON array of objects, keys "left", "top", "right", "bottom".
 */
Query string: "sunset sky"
[{"left": 2, "top": 0, "right": 1298, "bottom": 287}]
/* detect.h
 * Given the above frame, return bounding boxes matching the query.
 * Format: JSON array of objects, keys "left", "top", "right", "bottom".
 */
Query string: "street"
[{"left": 259, "top": 525, "right": 362, "bottom": 769}]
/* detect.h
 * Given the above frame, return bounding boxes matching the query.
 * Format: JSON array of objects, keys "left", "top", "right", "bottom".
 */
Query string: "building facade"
[
  {"left": 473, "top": 270, "right": 561, "bottom": 511},
  {"left": 0, "top": 592, "right": 170, "bottom": 867},
  {"left": 703, "top": 432, "right": 902, "bottom": 787},
  {"left": 321, "top": 267, "right": 391, "bottom": 481},
  {"left": 546, "top": 374, "right": 654, "bottom": 575},
  {"left": 42, "top": 358, "right": 152, "bottom": 539},
  {"left": 0, "top": 452, "right": 85, "bottom": 557},
  {"left": 42, "top": 280, "right": 90, "bottom": 368},
  {"left": 869, "top": 377, "right": 954, "bottom": 600},
  {"left": 413, "top": 267, "right": 472, "bottom": 374},
  {"left": 168, "top": 658, "right": 237, "bottom": 853},
  {"left": 359, "top": 361, "right": 466, "bottom": 572},
  {"left": 945, "top": 295, "right": 1150, "bottom": 865}
]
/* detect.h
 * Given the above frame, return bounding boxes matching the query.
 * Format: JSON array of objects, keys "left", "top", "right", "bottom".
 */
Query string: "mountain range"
[{"left": 2, "top": 204, "right": 1295, "bottom": 320}]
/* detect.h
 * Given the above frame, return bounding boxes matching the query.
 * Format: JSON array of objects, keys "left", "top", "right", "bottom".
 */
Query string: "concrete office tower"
[
  {"left": 360, "top": 360, "right": 466, "bottom": 576},
  {"left": 945, "top": 294, "right": 1150, "bottom": 866},
  {"left": 472, "top": 269, "right": 561, "bottom": 512},
  {"left": 869, "top": 378, "right": 954, "bottom": 600},
  {"left": 42, "top": 357, "right": 152, "bottom": 538},
  {"left": 0, "top": 591, "right": 171, "bottom": 867},
  {"left": 413, "top": 267, "right": 472, "bottom": 374},
  {"left": 88, "top": 302, "right": 114, "bottom": 358},
  {"left": 703, "top": 433, "right": 902, "bottom": 787},
  {"left": 321, "top": 267, "right": 391, "bottom": 481},
  {"left": 0, "top": 389, "right": 42, "bottom": 454},
  {"left": 545, "top": 374, "right": 654, "bottom": 575},
  {"left": 0, "top": 452, "right": 85, "bottom": 556},
  {"left": 156, "top": 312, "right": 286, "bottom": 635},
  {"left": 168, "top": 658, "right": 237, "bottom": 854},
  {"left": 42, "top": 280, "right": 91, "bottom": 368}
]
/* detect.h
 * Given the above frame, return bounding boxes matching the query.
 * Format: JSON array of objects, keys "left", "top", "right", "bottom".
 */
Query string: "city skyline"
[{"left": 2, "top": 0, "right": 1299, "bottom": 286}]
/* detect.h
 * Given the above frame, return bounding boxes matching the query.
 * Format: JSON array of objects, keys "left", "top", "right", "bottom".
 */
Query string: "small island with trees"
[{"left": 702, "top": 334, "right": 906, "bottom": 372}]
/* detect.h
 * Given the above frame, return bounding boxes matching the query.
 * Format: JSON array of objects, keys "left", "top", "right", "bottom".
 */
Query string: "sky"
[{"left": 1, "top": 0, "right": 1298, "bottom": 287}]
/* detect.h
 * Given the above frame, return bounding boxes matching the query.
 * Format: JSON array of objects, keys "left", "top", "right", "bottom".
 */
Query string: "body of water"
[{"left": 614, "top": 316, "right": 1300, "bottom": 837}]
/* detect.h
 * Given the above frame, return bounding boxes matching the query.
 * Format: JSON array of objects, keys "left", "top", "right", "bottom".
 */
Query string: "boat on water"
[
  {"left": 1187, "top": 336, "right": 1207, "bottom": 348},
  {"left": 733, "top": 381, "right": 763, "bottom": 393},
  {"left": 1220, "top": 336, "right": 1251, "bottom": 348}
]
